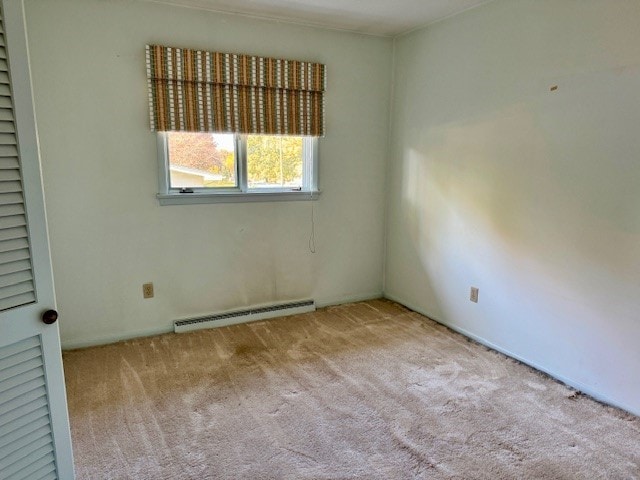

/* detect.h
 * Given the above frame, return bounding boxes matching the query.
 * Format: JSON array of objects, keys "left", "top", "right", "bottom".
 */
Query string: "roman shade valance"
[{"left": 145, "top": 45, "right": 326, "bottom": 136}]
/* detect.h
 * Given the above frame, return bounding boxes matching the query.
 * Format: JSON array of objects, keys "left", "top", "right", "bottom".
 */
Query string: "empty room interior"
[{"left": 1, "top": 0, "right": 640, "bottom": 478}]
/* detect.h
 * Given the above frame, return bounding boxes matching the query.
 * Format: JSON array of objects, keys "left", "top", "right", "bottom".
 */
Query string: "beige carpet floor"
[{"left": 63, "top": 300, "right": 640, "bottom": 479}]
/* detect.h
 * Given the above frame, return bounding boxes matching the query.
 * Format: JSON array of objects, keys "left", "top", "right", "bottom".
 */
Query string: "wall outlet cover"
[
  {"left": 143, "top": 282, "right": 154, "bottom": 299},
  {"left": 470, "top": 287, "right": 479, "bottom": 303}
]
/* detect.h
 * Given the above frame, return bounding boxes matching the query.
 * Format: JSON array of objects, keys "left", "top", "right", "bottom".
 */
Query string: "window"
[
  {"left": 145, "top": 45, "right": 325, "bottom": 205},
  {"left": 156, "top": 133, "right": 319, "bottom": 204}
]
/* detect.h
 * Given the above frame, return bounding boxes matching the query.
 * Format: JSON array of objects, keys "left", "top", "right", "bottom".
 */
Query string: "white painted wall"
[
  {"left": 23, "top": 0, "right": 392, "bottom": 348},
  {"left": 24, "top": 0, "right": 640, "bottom": 416},
  {"left": 386, "top": 0, "right": 640, "bottom": 415}
]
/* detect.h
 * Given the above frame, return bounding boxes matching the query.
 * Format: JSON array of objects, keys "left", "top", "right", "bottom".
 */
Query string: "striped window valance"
[{"left": 145, "top": 45, "right": 326, "bottom": 136}]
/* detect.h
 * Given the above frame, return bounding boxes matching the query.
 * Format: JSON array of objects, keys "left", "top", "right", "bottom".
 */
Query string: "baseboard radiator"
[{"left": 174, "top": 299, "right": 316, "bottom": 333}]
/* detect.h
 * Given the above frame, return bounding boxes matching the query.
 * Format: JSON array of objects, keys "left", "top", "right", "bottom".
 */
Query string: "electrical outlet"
[
  {"left": 470, "top": 287, "right": 479, "bottom": 303},
  {"left": 142, "top": 282, "right": 154, "bottom": 299}
]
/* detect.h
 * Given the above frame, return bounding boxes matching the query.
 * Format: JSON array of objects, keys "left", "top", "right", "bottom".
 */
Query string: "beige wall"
[
  {"left": 24, "top": 0, "right": 393, "bottom": 347},
  {"left": 385, "top": 0, "right": 640, "bottom": 415}
]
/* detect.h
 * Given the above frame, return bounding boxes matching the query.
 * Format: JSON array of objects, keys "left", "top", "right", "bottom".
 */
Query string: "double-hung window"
[{"left": 146, "top": 45, "right": 326, "bottom": 205}]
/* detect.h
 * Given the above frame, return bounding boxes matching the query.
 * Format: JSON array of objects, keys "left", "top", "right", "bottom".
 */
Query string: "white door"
[{"left": 0, "top": 0, "right": 74, "bottom": 479}]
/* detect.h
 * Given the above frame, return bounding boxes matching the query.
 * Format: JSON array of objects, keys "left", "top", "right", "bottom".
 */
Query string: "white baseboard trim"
[
  {"left": 384, "top": 292, "right": 640, "bottom": 418},
  {"left": 62, "top": 292, "right": 384, "bottom": 350},
  {"left": 62, "top": 325, "right": 173, "bottom": 351},
  {"left": 315, "top": 292, "right": 383, "bottom": 308}
]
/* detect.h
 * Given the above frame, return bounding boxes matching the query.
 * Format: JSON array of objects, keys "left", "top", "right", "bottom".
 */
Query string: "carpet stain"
[
  {"left": 63, "top": 300, "right": 640, "bottom": 479},
  {"left": 234, "top": 344, "right": 263, "bottom": 356}
]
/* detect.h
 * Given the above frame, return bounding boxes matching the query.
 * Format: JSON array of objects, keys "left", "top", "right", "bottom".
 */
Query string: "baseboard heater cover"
[{"left": 174, "top": 299, "right": 316, "bottom": 333}]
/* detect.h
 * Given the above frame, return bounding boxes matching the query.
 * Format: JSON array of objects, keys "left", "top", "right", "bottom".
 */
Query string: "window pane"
[
  {"left": 247, "top": 135, "right": 303, "bottom": 189},
  {"left": 167, "top": 132, "right": 236, "bottom": 188}
]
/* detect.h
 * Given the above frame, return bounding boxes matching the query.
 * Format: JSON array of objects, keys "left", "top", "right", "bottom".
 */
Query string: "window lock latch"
[{"left": 179, "top": 188, "right": 194, "bottom": 194}]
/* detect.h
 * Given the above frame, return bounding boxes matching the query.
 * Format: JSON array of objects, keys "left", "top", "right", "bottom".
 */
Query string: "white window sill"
[{"left": 157, "top": 190, "right": 321, "bottom": 205}]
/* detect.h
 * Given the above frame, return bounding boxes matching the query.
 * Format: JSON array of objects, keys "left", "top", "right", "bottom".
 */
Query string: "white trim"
[
  {"left": 61, "top": 325, "right": 173, "bottom": 350},
  {"left": 156, "top": 133, "right": 170, "bottom": 193},
  {"left": 383, "top": 292, "right": 640, "bottom": 418},
  {"left": 158, "top": 190, "right": 320, "bottom": 205},
  {"left": 301, "top": 136, "right": 316, "bottom": 191},
  {"left": 62, "top": 294, "right": 383, "bottom": 349},
  {"left": 315, "top": 292, "right": 382, "bottom": 308},
  {"left": 236, "top": 133, "right": 248, "bottom": 192},
  {"left": 141, "top": 0, "right": 393, "bottom": 38},
  {"left": 394, "top": 0, "right": 497, "bottom": 38}
]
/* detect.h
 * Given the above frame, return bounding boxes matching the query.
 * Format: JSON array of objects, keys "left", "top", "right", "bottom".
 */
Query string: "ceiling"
[{"left": 144, "top": 0, "right": 492, "bottom": 36}]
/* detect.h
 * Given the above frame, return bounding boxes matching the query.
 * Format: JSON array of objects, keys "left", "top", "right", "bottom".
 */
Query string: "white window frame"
[{"left": 156, "top": 133, "right": 320, "bottom": 205}]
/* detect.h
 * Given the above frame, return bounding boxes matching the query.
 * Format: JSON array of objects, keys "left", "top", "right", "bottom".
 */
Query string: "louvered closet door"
[
  {"left": 0, "top": 337, "right": 57, "bottom": 479},
  {"left": 0, "top": 1, "right": 74, "bottom": 479},
  {"left": 0, "top": 38, "right": 35, "bottom": 313}
]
